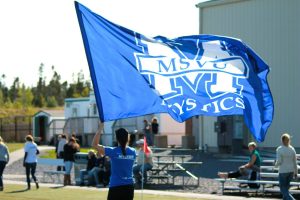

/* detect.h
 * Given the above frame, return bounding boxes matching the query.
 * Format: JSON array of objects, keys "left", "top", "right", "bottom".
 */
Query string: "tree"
[
  {"left": 15, "top": 84, "right": 34, "bottom": 108},
  {"left": 46, "top": 96, "right": 58, "bottom": 107},
  {"left": 9, "top": 77, "right": 20, "bottom": 102},
  {"left": 32, "top": 63, "right": 46, "bottom": 107},
  {"left": 47, "top": 66, "right": 64, "bottom": 106}
]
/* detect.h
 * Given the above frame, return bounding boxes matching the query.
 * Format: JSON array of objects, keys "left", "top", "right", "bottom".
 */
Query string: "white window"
[{"left": 72, "top": 108, "right": 77, "bottom": 117}]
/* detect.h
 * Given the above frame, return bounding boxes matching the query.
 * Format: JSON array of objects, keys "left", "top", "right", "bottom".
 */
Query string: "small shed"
[{"left": 32, "top": 110, "right": 65, "bottom": 143}]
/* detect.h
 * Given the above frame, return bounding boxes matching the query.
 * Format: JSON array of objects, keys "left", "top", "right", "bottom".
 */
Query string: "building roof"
[
  {"left": 64, "top": 97, "right": 90, "bottom": 103},
  {"left": 196, "top": 0, "right": 246, "bottom": 8},
  {"left": 33, "top": 109, "right": 65, "bottom": 118}
]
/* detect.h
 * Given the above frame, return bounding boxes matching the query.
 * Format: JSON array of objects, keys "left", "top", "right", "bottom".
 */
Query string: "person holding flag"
[
  {"left": 133, "top": 138, "right": 153, "bottom": 187},
  {"left": 92, "top": 122, "right": 136, "bottom": 200}
]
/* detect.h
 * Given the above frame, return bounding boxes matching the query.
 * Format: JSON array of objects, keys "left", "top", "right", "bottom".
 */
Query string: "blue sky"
[{"left": 0, "top": 0, "right": 204, "bottom": 87}]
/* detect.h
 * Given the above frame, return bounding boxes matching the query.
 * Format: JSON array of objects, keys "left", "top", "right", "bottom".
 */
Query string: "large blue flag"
[{"left": 75, "top": 2, "right": 273, "bottom": 142}]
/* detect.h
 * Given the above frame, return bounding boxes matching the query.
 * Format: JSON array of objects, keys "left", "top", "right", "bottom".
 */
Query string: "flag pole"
[{"left": 141, "top": 145, "right": 145, "bottom": 200}]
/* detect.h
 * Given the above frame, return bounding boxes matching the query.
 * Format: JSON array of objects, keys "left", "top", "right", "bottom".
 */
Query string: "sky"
[{"left": 0, "top": 0, "right": 204, "bottom": 88}]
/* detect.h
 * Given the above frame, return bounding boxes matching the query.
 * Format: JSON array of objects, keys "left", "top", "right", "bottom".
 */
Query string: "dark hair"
[
  {"left": 61, "top": 134, "right": 66, "bottom": 139},
  {"left": 115, "top": 128, "right": 129, "bottom": 156}
]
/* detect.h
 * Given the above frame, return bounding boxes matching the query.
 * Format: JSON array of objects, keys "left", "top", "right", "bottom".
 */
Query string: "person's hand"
[{"left": 23, "top": 162, "right": 26, "bottom": 167}]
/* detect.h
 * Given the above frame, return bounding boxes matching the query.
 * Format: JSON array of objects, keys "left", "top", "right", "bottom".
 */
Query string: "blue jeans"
[
  {"left": 0, "top": 161, "right": 7, "bottom": 188},
  {"left": 88, "top": 167, "right": 101, "bottom": 185},
  {"left": 64, "top": 161, "right": 73, "bottom": 175},
  {"left": 79, "top": 169, "right": 89, "bottom": 185},
  {"left": 133, "top": 163, "right": 153, "bottom": 183},
  {"left": 279, "top": 172, "right": 295, "bottom": 200},
  {"left": 145, "top": 133, "right": 153, "bottom": 146}
]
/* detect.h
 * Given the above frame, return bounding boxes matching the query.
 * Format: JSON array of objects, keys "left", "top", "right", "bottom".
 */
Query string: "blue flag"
[{"left": 75, "top": 2, "right": 273, "bottom": 142}]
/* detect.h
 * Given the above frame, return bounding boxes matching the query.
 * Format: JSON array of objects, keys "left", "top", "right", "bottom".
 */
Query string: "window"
[
  {"left": 93, "top": 104, "right": 97, "bottom": 115},
  {"left": 72, "top": 108, "right": 77, "bottom": 117}
]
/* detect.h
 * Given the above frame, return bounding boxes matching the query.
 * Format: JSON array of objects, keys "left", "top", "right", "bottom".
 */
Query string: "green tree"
[
  {"left": 47, "top": 66, "right": 64, "bottom": 106},
  {"left": 9, "top": 77, "right": 20, "bottom": 102},
  {"left": 0, "top": 89, "right": 4, "bottom": 105},
  {"left": 32, "top": 63, "right": 46, "bottom": 107},
  {"left": 15, "top": 84, "right": 34, "bottom": 108},
  {"left": 46, "top": 96, "right": 58, "bottom": 107}
]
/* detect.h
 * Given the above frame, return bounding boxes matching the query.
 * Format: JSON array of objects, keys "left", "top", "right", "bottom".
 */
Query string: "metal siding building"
[{"left": 196, "top": 0, "right": 300, "bottom": 148}]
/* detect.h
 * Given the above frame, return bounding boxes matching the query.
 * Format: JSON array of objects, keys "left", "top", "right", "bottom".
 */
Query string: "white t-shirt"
[
  {"left": 275, "top": 145, "right": 297, "bottom": 174},
  {"left": 24, "top": 142, "right": 38, "bottom": 163}
]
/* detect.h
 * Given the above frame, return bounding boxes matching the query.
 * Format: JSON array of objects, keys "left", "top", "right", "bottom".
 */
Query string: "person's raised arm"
[{"left": 92, "top": 122, "right": 105, "bottom": 155}]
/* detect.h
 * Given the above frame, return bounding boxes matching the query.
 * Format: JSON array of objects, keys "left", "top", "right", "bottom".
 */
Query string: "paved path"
[
  {"left": 4, "top": 180, "right": 277, "bottom": 200},
  {"left": 7, "top": 146, "right": 55, "bottom": 166}
]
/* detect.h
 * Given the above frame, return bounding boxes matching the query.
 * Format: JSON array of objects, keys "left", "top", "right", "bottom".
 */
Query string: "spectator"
[
  {"left": 99, "top": 156, "right": 111, "bottom": 187},
  {"left": 133, "top": 139, "right": 153, "bottom": 185},
  {"left": 57, "top": 134, "right": 67, "bottom": 171},
  {"left": 89, "top": 152, "right": 111, "bottom": 187},
  {"left": 151, "top": 117, "right": 159, "bottom": 146},
  {"left": 63, "top": 137, "right": 80, "bottom": 186},
  {"left": 143, "top": 119, "right": 152, "bottom": 146},
  {"left": 218, "top": 142, "right": 261, "bottom": 188},
  {"left": 89, "top": 151, "right": 105, "bottom": 187},
  {"left": 23, "top": 135, "right": 39, "bottom": 190},
  {"left": 79, "top": 150, "right": 96, "bottom": 186},
  {"left": 92, "top": 122, "right": 136, "bottom": 200},
  {"left": 0, "top": 136, "right": 9, "bottom": 191},
  {"left": 72, "top": 132, "right": 80, "bottom": 144},
  {"left": 55, "top": 134, "right": 61, "bottom": 156},
  {"left": 275, "top": 133, "right": 297, "bottom": 200}
]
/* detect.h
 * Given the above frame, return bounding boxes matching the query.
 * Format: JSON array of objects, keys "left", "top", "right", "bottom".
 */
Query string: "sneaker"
[{"left": 35, "top": 182, "right": 39, "bottom": 189}]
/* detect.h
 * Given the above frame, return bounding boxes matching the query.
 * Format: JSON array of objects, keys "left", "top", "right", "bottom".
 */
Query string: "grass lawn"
[
  {"left": 0, "top": 184, "right": 207, "bottom": 200},
  {"left": 6, "top": 143, "right": 24, "bottom": 153},
  {"left": 40, "top": 148, "right": 92, "bottom": 159}
]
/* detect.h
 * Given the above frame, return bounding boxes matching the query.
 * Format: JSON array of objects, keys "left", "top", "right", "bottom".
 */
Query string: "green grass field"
[
  {"left": 40, "top": 148, "right": 92, "bottom": 159},
  {"left": 0, "top": 184, "right": 206, "bottom": 200},
  {"left": 6, "top": 143, "right": 24, "bottom": 153}
]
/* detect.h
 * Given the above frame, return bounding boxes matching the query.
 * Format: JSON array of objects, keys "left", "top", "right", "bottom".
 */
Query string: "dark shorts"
[{"left": 107, "top": 184, "right": 134, "bottom": 200}]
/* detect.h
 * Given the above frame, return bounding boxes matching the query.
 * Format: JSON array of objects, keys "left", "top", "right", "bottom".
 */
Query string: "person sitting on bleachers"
[
  {"left": 89, "top": 151, "right": 110, "bottom": 187},
  {"left": 217, "top": 142, "right": 261, "bottom": 188},
  {"left": 133, "top": 139, "right": 153, "bottom": 185},
  {"left": 79, "top": 150, "right": 96, "bottom": 186}
]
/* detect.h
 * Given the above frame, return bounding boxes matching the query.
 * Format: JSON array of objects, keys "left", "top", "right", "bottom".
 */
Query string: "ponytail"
[
  {"left": 115, "top": 128, "right": 129, "bottom": 156},
  {"left": 120, "top": 144, "right": 126, "bottom": 156}
]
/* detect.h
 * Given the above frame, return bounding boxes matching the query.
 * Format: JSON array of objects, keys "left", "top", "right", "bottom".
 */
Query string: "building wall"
[
  {"left": 64, "top": 99, "right": 90, "bottom": 118},
  {"left": 197, "top": 0, "right": 300, "bottom": 147},
  {"left": 160, "top": 113, "right": 185, "bottom": 146}
]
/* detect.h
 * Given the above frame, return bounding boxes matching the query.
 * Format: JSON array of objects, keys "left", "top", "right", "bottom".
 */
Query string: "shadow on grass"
[
  {"left": 49, "top": 186, "right": 65, "bottom": 189},
  {"left": 7, "top": 188, "right": 29, "bottom": 193}
]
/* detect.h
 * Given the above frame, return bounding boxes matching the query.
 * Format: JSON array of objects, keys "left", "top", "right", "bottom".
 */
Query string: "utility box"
[
  {"left": 154, "top": 135, "right": 168, "bottom": 148},
  {"left": 74, "top": 152, "right": 88, "bottom": 185},
  {"left": 182, "top": 136, "right": 195, "bottom": 149}
]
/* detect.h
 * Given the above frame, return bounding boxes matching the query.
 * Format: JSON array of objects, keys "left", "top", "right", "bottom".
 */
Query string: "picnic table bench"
[
  {"left": 150, "top": 159, "right": 202, "bottom": 186},
  {"left": 215, "top": 178, "right": 300, "bottom": 195},
  {"left": 38, "top": 158, "right": 65, "bottom": 184}
]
